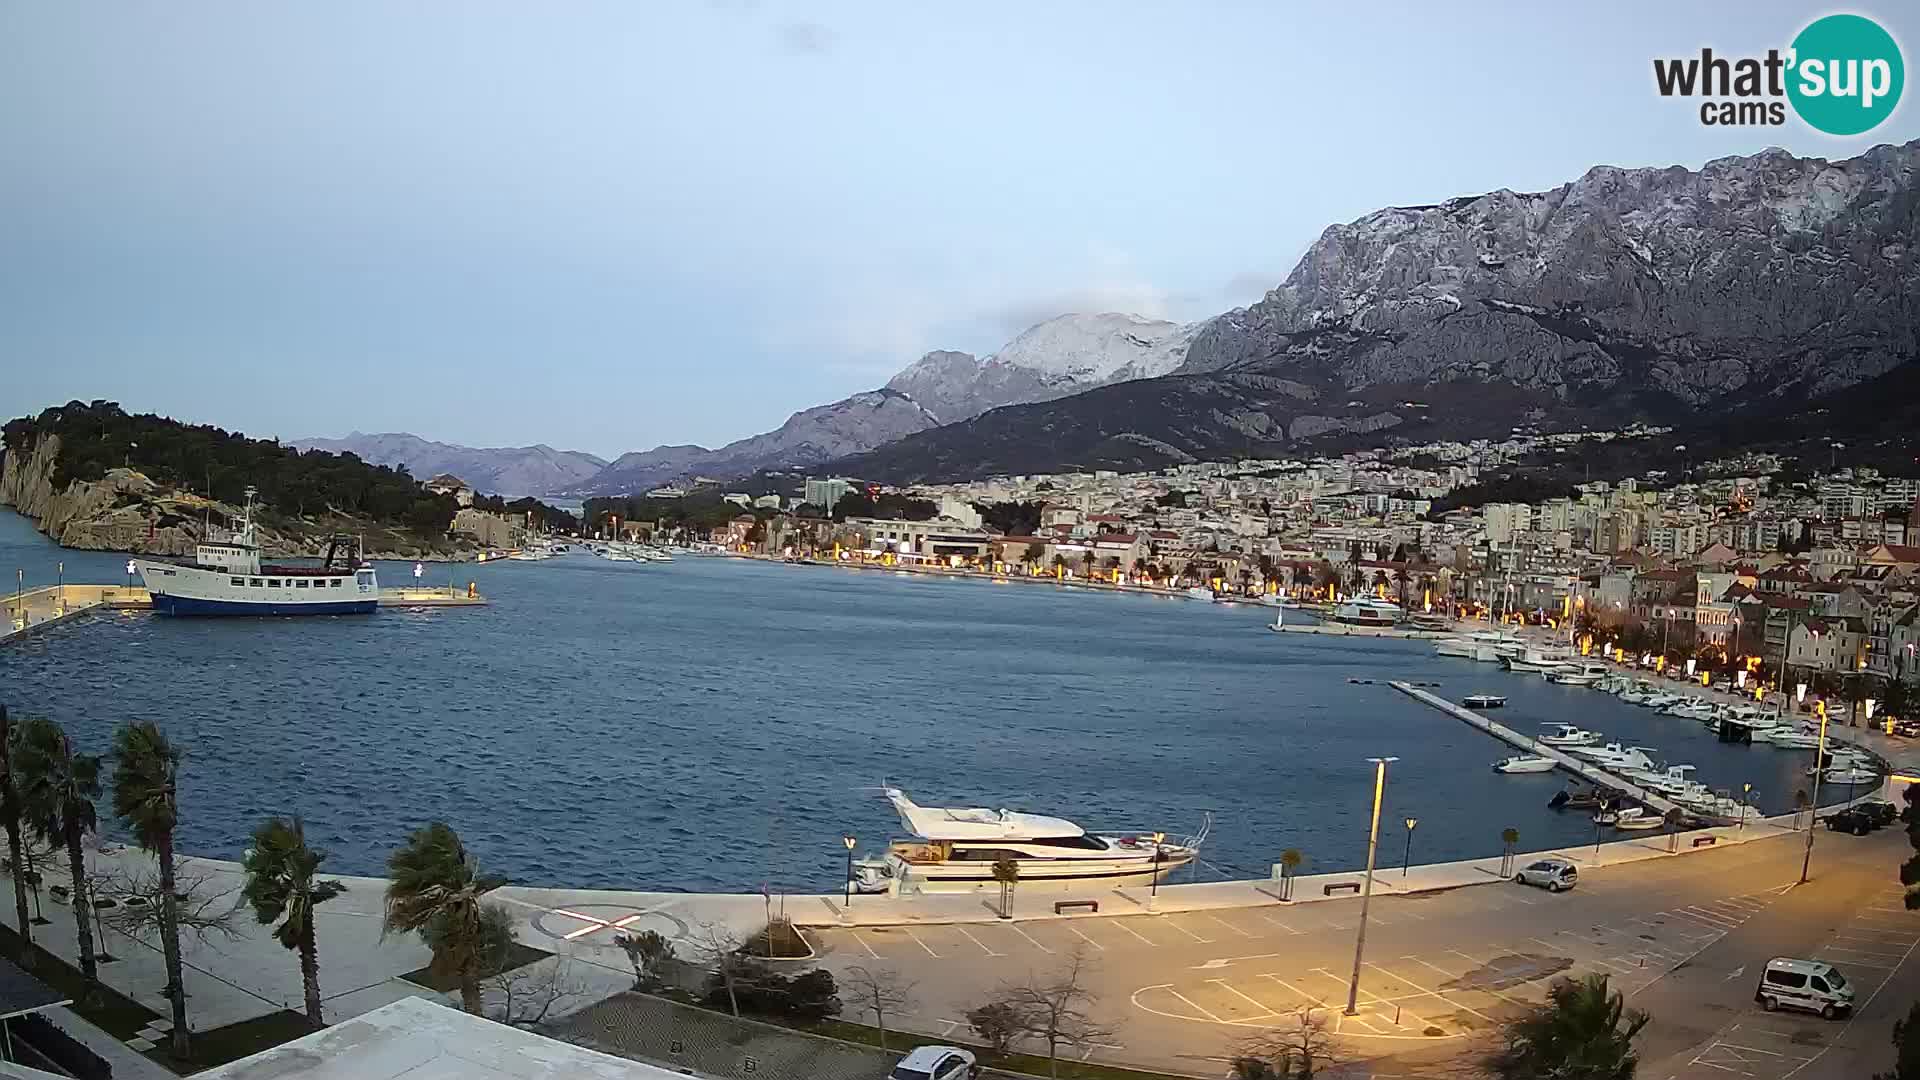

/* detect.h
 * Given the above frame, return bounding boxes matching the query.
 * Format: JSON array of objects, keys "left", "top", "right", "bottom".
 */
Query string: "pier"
[
  {"left": 1390, "top": 680, "right": 1685, "bottom": 818},
  {"left": 1269, "top": 621, "right": 1451, "bottom": 639},
  {"left": 5, "top": 582, "right": 485, "bottom": 642}
]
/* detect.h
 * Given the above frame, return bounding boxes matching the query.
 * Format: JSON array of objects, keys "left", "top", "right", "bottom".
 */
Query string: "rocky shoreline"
[{"left": 0, "top": 434, "right": 482, "bottom": 561}]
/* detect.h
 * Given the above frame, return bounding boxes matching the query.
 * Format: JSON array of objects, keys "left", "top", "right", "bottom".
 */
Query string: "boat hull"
[
  {"left": 894, "top": 853, "right": 1193, "bottom": 890},
  {"left": 150, "top": 594, "right": 377, "bottom": 617}
]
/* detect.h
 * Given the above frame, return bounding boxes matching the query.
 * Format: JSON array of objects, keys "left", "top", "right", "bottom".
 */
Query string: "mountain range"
[
  {"left": 305, "top": 140, "right": 1920, "bottom": 495},
  {"left": 286, "top": 432, "right": 607, "bottom": 497}
]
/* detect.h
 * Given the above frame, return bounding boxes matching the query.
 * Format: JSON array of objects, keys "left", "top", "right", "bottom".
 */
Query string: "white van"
[{"left": 1755, "top": 958, "right": 1855, "bottom": 1018}]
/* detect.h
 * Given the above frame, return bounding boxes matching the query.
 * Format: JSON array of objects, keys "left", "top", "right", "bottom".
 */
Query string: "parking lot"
[
  {"left": 1682, "top": 886, "right": 1920, "bottom": 1078},
  {"left": 803, "top": 845, "right": 1802, "bottom": 1067}
]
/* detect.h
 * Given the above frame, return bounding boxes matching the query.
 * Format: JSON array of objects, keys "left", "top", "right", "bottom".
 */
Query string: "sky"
[{"left": 3, "top": 2, "right": 1917, "bottom": 460}]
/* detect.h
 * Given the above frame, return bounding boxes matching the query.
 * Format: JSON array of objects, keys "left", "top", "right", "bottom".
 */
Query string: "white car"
[
  {"left": 889, "top": 1045, "right": 977, "bottom": 1080},
  {"left": 1513, "top": 858, "right": 1579, "bottom": 892}
]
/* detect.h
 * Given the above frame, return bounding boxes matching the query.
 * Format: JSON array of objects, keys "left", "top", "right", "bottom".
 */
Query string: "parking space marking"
[
  {"left": 1364, "top": 961, "right": 1494, "bottom": 1024},
  {"left": 953, "top": 926, "right": 1003, "bottom": 957},
  {"left": 1403, "top": 954, "right": 1529, "bottom": 1006},
  {"left": 1110, "top": 919, "right": 1157, "bottom": 947},
  {"left": 1208, "top": 979, "right": 1282, "bottom": 1021},
  {"left": 1066, "top": 925, "right": 1106, "bottom": 951},
  {"left": 1817, "top": 943, "right": 1907, "bottom": 961},
  {"left": 903, "top": 928, "right": 941, "bottom": 958},
  {"left": 1262, "top": 973, "right": 1326, "bottom": 1007},
  {"left": 1005, "top": 922, "right": 1054, "bottom": 955},
  {"left": 1161, "top": 987, "right": 1225, "bottom": 1024},
  {"left": 849, "top": 930, "right": 882, "bottom": 959},
  {"left": 1257, "top": 911, "right": 1302, "bottom": 935},
  {"left": 1203, "top": 913, "right": 1255, "bottom": 938},
  {"left": 1162, "top": 918, "right": 1215, "bottom": 944}
]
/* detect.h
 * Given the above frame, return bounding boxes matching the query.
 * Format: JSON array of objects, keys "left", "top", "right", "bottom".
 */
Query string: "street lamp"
[
  {"left": 1740, "top": 783, "right": 1752, "bottom": 829},
  {"left": 1800, "top": 704, "right": 1832, "bottom": 885},
  {"left": 1345, "top": 756, "right": 1398, "bottom": 1016},
  {"left": 842, "top": 835, "right": 857, "bottom": 909},
  {"left": 55, "top": 561, "right": 63, "bottom": 615},
  {"left": 1401, "top": 818, "right": 1418, "bottom": 878},
  {"left": 1149, "top": 831, "right": 1167, "bottom": 906}
]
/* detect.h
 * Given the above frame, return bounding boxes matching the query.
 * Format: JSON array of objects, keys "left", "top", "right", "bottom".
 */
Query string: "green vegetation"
[
  {"left": 3, "top": 400, "right": 457, "bottom": 536},
  {"left": 109, "top": 721, "right": 191, "bottom": 1059},
  {"left": 831, "top": 489, "right": 934, "bottom": 521},
  {"left": 241, "top": 817, "right": 347, "bottom": 1024},
  {"left": 11, "top": 716, "right": 104, "bottom": 997},
  {"left": 1876, "top": 1001, "right": 1920, "bottom": 1080},
  {"left": 702, "top": 963, "right": 839, "bottom": 1023},
  {"left": 383, "top": 822, "right": 512, "bottom": 1013},
  {"left": 1488, "top": 972, "right": 1648, "bottom": 1080},
  {"left": 584, "top": 491, "right": 766, "bottom": 535},
  {"left": 975, "top": 499, "right": 1044, "bottom": 535},
  {"left": 469, "top": 494, "right": 579, "bottom": 534}
]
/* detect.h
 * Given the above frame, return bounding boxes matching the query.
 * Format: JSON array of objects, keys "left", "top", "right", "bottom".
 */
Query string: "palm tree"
[
  {"left": 1278, "top": 849, "right": 1304, "bottom": 901},
  {"left": 0, "top": 706, "right": 35, "bottom": 959},
  {"left": 1501, "top": 828, "right": 1520, "bottom": 878},
  {"left": 110, "top": 721, "right": 190, "bottom": 1058},
  {"left": 1488, "top": 973, "right": 1648, "bottom": 1079},
  {"left": 992, "top": 857, "right": 1019, "bottom": 919},
  {"left": 383, "top": 822, "right": 509, "bottom": 1014},
  {"left": 242, "top": 817, "right": 346, "bottom": 1025},
  {"left": 11, "top": 717, "right": 101, "bottom": 994}
]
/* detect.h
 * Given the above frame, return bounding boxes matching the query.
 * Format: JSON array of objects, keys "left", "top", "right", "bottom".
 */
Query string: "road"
[{"left": 801, "top": 827, "right": 1916, "bottom": 1078}]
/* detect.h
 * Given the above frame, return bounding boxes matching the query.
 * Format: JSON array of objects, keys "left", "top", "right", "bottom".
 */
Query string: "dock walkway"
[{"left": 1390, "top": 680, "right": 1684, "bottom": 818}]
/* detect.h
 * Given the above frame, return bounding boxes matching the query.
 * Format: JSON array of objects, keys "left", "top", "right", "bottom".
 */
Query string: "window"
[
  {"left": 1766, "top": 970, "right": 1808, "bottom": 989},
  {"left": 1810, "top": 976, "right": 1830, "bottom": 992},
  {"left": 1030, "top": 835, "right": 1107, "bottom": 850},
  {"left": 1828, "top": 969, "right": 1847, "bottom": 989},
  {"left": 230, "top": 577, "right": 245, "bottom": 586},
  {"left": 295, "top": 580, "right": 309, "bottom": 588},
  {"left": 329, "top": 578, "right": 342, "bottom": 587},
  {"left": 250, "top": 578, "right": 263, "bottom": 587},
  {"left": 267, "top": 579, "right": 282, "bottom": 588}
]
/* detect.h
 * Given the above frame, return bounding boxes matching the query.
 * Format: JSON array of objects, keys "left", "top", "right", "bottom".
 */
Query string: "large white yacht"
[
  {"left": 135, "top": 488, "right": 376, "bottom": 616},
  {"left": 874, "top": 788, "right": 1201, "bottom": 892},
  {"left": 1328, "top": 597, "right": 1402, "bottom": 626}
]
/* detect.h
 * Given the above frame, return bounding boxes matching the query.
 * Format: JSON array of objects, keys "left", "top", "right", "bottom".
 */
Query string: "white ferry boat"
[
  {"left": 873, "top": 787, "right": 1202, "bottom": 891},
  {"left": 135, "top": 488, "right": 377, "bottom": 617}
]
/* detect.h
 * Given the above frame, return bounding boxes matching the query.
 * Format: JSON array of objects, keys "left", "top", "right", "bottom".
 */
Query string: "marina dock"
[
  {"left": 1390, "top": 680, "right": 1685, "bottom": 818},
  {"left": 1269, "top": 622, "right": 1450, "bottom": 639}
]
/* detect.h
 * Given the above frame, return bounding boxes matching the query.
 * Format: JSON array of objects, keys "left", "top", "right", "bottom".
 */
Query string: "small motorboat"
[
  {"left": 1763, "top": 728, "right": 1821, "bottom": 750},
  {"left": 1185, "top": 586, "right": 1216, "bottom": 602},
  {"left": 1823, "top": 766, "right": 1881, "bottom": 786},
  {"left": 1464, "top": 694, "right": 1507, "bottom": 709},
  {"left": 1538, "top": 723, "right": 1604, "bottom": 747},
  {"left": 1613, "top": 808, "right": 1665, "bottom": 831},
  {"left": 1494, "top": 755, "right": 1558, "bottom": 774}
]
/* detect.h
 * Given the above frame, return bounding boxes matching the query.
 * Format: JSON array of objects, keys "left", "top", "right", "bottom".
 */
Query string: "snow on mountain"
[{"left": 884, "top": 313, "right": 1200, "bottom": 423}]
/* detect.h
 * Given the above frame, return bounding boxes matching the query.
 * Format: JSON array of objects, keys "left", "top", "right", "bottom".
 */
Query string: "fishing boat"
[
  {"left": 1463, "top": 694, "right": 1507, "bottom": 709},
  {"left": 1493, "top": 755, "right": 1558, "bottom": 774},
  {"left": 874, "top": 787, "right": 1204, "bottom": 891},
  {"left": 1612, "top": 808, "right": 1665, "bottom": 831},
  {"left": 135, "top": 488, "right": 377, "bottom": 616}
]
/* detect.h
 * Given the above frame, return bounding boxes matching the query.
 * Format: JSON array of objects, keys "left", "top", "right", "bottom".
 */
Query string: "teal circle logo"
[{"left": 1788, "top": 14, "right": 1904, "bottom": 135}]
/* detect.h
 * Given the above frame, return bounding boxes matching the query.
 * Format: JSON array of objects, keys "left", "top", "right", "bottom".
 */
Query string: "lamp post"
[
  {"left": 842, "top": 835, "right": 856, "bottom": 909},
  {"left": 1345, "top": 756, "right": 1397, "bottom": 1016},
  {"left": 13, "top": 568, "right": 21, "bottom": 630},
  {"left": 125, "top": 559, "right": 136, "bottom": 590},
  {"left": 1740, "top": 784, "right": 1752, "bottom": 829},
  {"left": 1401, "top": 818, "right": 1418, "bottom": 878},
  {"left": 55, "top": 561, "right": 63, "bottom": 616},
  {"left": 1149, "top": 831, "right": 1167, "bottom": 910},
  {"left": 1800, "top": 703, "right": 1831, "bottom": 885}
]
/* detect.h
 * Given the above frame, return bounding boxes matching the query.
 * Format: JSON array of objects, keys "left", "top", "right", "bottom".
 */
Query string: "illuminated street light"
[{"left": 1345, "top": 756, "right": 1398, "bottom": 1016}]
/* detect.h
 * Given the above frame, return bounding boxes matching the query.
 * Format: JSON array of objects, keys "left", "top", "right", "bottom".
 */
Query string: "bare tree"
[
  {"left": 844, "top": 964, "right": 916, "bottom": 1050},
  {"left": 612, "top": 928, "right": 674, "bottom": 990},
  {"left": 689, "top": 921, "right": 745, "bottom": 1017},
  {"left": 1003, "top": 948, "right": 1116, "bottom": 1078},
  {"left": 1233, "top": 1009, "right": 1340, "bottom": 1079},
  {"left": 486, "top": 957, "right": 593, "bottom": 1028},
  {"left": 97, "top": 864, "right": 243, "bottom": 946}
]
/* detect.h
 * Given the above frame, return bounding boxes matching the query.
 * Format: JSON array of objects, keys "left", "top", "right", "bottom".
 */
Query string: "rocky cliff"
[{"left": 1, "top": 433, "right": 471, "bottom": 559}]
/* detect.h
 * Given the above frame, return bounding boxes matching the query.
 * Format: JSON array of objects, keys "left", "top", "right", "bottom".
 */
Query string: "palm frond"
[{"left": 109, "top": 722, "right": 180, "bottom": 854}]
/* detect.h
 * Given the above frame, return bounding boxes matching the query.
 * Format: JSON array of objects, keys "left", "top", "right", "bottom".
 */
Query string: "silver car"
[
  {"left": 1514, "top": 858, "right": 1578, "bottom": 892},
  {"left": 889, "top": 1045, "right": 977, "bottom": 1080}
]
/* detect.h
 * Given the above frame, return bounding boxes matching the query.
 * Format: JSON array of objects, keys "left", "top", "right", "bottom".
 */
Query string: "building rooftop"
[
  {"left": 0, "top": 955, "right": 68, "bottom": 1020},
  {"left": 198, "top": 997, "right": 686, "bottom": 1080}
]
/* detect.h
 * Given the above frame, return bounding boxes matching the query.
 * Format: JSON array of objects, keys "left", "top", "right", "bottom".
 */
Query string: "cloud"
[
  {"left": 985, "top": 284, "right": 1188, "bottom": 340},
  {"left": 775, "top": 21, "right": 834, "bottom": 54}
]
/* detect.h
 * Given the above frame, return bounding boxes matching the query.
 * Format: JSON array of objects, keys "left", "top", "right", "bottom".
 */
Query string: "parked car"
[
  {"left": 1513, "top": 857, "right": 1579, "bottom": 892},
  {"left": 1825, "top": 807, "right": 1875, "bottom": 835},
  {"left": 1755, "top": 957, "right": 1854, "bottom": 1019},
  {"left": 889, "top": 1046, "right": 977, "bottom": 1080},
  {"left": 1856, "top": 798, "right": 1901, "bottom": 827}
]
